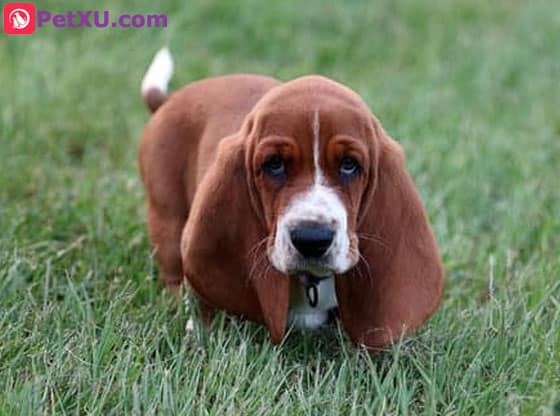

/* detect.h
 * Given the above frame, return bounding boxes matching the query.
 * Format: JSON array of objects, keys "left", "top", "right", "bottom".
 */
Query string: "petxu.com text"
[{"left": 37, "top": 10, "right": 167, "bottom": 29}]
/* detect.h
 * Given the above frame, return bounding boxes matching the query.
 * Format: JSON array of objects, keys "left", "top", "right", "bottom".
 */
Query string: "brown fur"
[{"left": 138, "top": 74, "right": 444, "bottom": 350}]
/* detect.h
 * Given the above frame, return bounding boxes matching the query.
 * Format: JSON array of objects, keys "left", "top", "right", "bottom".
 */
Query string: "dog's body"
[
  {"left": 139, "top": 72, "right": 280, "bottom": 286},
  {"left": 138, "top": 48, "right": 444, "bottom": 350}
]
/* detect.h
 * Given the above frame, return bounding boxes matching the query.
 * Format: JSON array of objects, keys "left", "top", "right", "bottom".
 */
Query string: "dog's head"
[
  {"left": 182, "top": 76, "right": 444, "bottom": 350},
  {"left": 248, "top": 77, "right": 371, "bottom": 278}
]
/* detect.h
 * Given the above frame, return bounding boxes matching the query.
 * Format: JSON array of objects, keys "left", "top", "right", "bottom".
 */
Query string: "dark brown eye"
[
  {"left": 262, "top": 155, "right": 286, "bottom": 180},
  {"left": 339, "top": 156, "right": 361, "bottom": 179}
]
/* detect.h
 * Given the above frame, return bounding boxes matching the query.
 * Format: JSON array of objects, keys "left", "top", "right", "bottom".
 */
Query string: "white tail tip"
[{"left": 141, "top": 47, "right": 174, "bottom": 96}]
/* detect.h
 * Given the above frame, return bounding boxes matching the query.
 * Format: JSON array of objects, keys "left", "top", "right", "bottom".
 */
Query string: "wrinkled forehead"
[{"left": 251, "top": 77, "right": 373, "bottom": 141}]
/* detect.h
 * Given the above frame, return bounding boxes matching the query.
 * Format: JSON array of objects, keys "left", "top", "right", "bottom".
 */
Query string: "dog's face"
[
  {"left": 249, "top": 77, "right": 377, "bottom": 278},
  {"left": 181, "top": 74, "right": 443, "bottom": 348}
]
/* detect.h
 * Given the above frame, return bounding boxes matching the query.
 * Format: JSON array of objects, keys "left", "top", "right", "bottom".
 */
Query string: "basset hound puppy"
[{"left": 138, "top": 48, "right": 445, "bottom": 350}]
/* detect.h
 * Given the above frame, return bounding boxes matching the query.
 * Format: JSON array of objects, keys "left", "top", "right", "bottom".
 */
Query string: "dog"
[{"left": 138, "top": 48, "right": 444, "bottom": 350}]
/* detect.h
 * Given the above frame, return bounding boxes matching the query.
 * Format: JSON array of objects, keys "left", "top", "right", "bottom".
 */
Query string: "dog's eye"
[
  {"left": 339, "top": 156, "right": 361, "bottom": 179},
  {"left": 262, "top": 155, "right": 286, "bottom": 179}
]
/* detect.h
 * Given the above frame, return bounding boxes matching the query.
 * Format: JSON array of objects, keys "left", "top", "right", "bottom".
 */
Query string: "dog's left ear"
[
  {"left": 181, "top": 126, "right": 290, "bottom": 344},
  {"left": 336, "top": 120, "right": 445, "bottom": 351}
]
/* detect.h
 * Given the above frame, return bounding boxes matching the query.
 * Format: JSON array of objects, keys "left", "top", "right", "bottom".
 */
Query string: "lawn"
[{"left": 1, "top": 0, "right": 559, "bottom": 414}]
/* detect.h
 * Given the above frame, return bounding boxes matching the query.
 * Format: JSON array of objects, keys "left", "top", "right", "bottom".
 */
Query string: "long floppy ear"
[
  {"left": 180, "top": 132, "right": 290, "bottom": 344},
  {"left": 336, "top": 125, "right": 445, "bottom": 351}
]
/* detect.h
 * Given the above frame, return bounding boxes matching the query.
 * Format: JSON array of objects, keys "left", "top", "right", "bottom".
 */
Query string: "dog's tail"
[{"left": 141, "top": 47, "right": 174, "bottom": 113}]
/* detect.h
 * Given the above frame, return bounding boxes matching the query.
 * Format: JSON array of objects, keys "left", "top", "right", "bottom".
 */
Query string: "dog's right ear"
[{"left": 181, "top": 130, "right": 290, "bottom": 344}]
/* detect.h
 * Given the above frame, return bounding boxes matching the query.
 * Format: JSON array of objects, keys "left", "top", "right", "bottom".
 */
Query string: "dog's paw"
[{"left": 185, "top": 318, "right": 195, "bottom": 334}]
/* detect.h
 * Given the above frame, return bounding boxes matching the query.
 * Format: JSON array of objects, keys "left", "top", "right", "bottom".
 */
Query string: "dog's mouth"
[
  {"left": 289, "top": 259, "right": 333, "bottom": 277},
  {"left": 290, "top": 261, "right": 334, "bottom": 288}
]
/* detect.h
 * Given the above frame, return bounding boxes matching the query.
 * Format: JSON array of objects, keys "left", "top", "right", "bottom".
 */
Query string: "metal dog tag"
[{"left": 306, "top": 283, "right": 318, "bottom": 308}]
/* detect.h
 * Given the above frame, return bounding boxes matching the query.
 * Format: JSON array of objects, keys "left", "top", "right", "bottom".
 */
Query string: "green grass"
[{"left": 1, "top": 0, "right": 559, "bottom": 414}]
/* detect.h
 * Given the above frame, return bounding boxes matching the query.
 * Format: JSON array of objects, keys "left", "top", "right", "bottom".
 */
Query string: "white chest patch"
[{"left": 287, "top": 275, "right": 338, "bottom": 330}]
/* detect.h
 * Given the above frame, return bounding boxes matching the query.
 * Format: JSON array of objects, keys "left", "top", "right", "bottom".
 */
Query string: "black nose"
[{"left": 290, "top": 223, "right": 335, "bottom": 258}]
